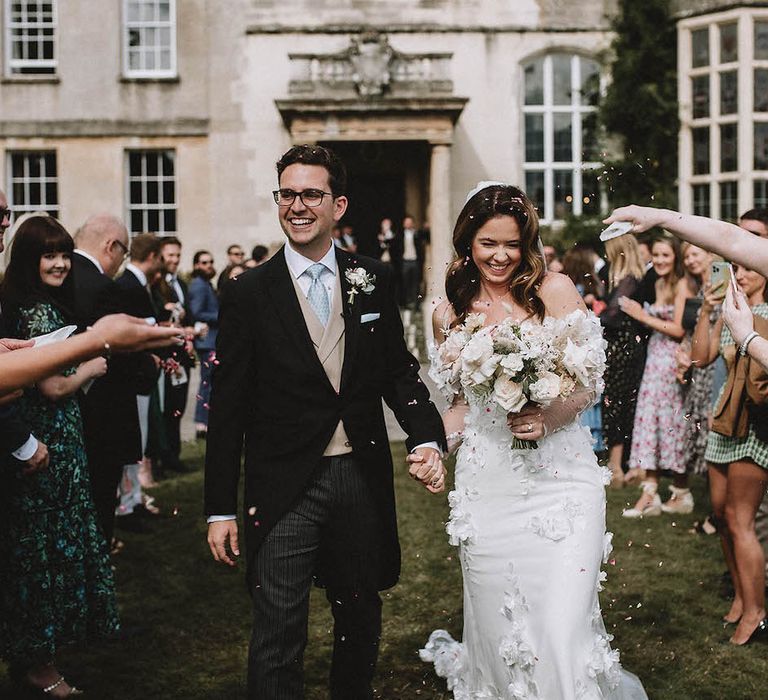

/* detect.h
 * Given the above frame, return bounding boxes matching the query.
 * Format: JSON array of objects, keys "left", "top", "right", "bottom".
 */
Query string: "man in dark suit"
[
  {"left": 205, "top": 145, "right": 446, "bottom": 699},
  {"left": 153, "top": 235, "right": 195, "bottom": 472},
  {"left": 71, "top": 214, "right": 144, "bottom": 546},
  {"left": 0, "top": 190, "right": 49, "bottom": 475},
  {"left": 115, "top": 234, "right": 163, "bottom": 518}
]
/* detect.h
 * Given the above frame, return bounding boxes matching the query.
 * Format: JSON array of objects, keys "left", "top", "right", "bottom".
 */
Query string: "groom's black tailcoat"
[{"left": 204, "top": 246, "right": 445, "bottom": 590}]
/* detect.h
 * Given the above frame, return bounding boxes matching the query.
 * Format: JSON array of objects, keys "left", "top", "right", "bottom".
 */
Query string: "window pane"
[
  {"left": 692, "top": 75, "right": 709, "bottom": 118},
  {"left": 525, "top": 114, "right": 544, "bottom": 162},
  {"left": 755, "top": 180, "right": 768, "bottom": 209},
  {"left": 162, "top": 180, "right": 175, "bottom": 204},
  {"left": 146, "top": 155, "right": 158, "bottom": 177},
  {"left": 581, "top": 170, "right": 600, "bottom": 216},
  {"left": 552, "top": 54, "right": 572, "bottom": 105},
  {"left": 720, "top": 123, "right": 738, "bottom": 172},
  {"left": 582, "top": 112, "right": 600, "bottom": 162},
  {"left": 524, "top": 59, "right": 544, "bottom": 105},
  {"left": 693, "top": 127, "right": 710, "bottom": 174},
  {"left": 693, "top": 183, "right": 710, "bottom": 217},
  {"left": 580, "top": 58, "right": 600, "bottom": 107},
  {"left": 757, "top": 21, "right": 768, "bottom": 60},
  {"left": 45, "top": 182, "right": 57, "bottom": 205},
  {"left": 161, "top": 152, "right": 175, "bottom": 176},
  {"left": 147, "top": 180, "right": 159, "bottom": 203},
  {"left": 553, "top": 114, "right": 572, "bottom": 161},
  {"left": 163, "top": 209, "right": 176, "bottom": 232},
  {"left": 130, "top": 209, "right": 144, "bottom": 233},
  {"left": 720, "top": 22, "right": 738, "bottom": 63},
  {"left": 148, "top": 209, "right": 160, "bottom": 232},
  {"left": 692, "top": 28, "right": 709, "bottom": 67},
  {"left": 525, "top": 171, "right": 545, "bottom": 220},
  {"left": 756, "top": 123, "right": 768, "bottom": 170},
  {"left": 720, "top": 70, "right": 738, "bottom": 115},
  {"left": 720, "top": 181, "right": 738, "bottom": 221},
  {"left": 127, "top": 1, "right": 140, "bottom": 22},
  {"left": 756, "top": 70, "right": 768, "bottom": 112},
  {"left": 553, "top": 170, "right": 573, "bottom": 219}
]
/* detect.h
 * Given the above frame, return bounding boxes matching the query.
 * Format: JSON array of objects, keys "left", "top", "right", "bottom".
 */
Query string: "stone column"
[{"left": 424, "top": 142, "right": 453, "bottom": 343}]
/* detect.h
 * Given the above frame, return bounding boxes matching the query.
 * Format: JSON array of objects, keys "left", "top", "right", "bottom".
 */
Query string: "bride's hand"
[{"left": 507, "top": 403, "right": 546, "bottom": 441}]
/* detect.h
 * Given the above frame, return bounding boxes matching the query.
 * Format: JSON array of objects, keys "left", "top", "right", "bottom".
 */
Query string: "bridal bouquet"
[{"left": 429, "top": 310, "right": 606, "bottom": 449}]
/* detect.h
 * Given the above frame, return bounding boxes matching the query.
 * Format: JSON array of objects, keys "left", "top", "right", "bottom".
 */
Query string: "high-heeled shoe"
[
  {"left": 743, "top": 617, "right": 768, "bottom": 645},
  {"left": 622, "top": 481, "right": 662, "bottom": 518}
]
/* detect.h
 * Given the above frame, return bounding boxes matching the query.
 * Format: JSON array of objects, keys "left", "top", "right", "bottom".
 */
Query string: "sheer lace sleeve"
[
  {"left": 540, "top": 310, "right": 607, "bottom": 436},
  {"left": 428, "top": 339, "right": 468, "bottom": 454}
]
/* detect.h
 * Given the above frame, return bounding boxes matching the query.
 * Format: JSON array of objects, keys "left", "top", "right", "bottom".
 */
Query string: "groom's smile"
[{"left": 277, "top": 163, "right": 348, "bottom": 260}]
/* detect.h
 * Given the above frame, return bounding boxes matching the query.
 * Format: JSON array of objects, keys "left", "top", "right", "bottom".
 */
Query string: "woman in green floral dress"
[
  {"left": 690, "top": 262, "right": 768, "bottom": 647},
  {"left": 0, "top": 216, "right": 119, "bottom": 697}
]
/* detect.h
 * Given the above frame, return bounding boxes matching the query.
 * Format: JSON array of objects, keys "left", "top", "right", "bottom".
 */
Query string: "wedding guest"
[
  {"left": 152, "top": 236, "right": 195, "bottom": 473},
  {"left": 600, "top": 234, "right": 646, "bottom": 487},
  {"left": 189, "top": 250, "right": 219, "bottom": 438},
  {"left": 245, "top": 244, "right": 269, "bottom": 269},
  {"left": 0, "top": 215, "right": 118, "bottom": 697},
  {"left": 341, "top": 223, "right": 357, "bottom": 252},
  {"left": 739, "top": 208, "right": 768, "bottom": 238},
  {"left": 217, "top": 262, "right": 246, "bottom": 293},
  {"left": 71, "top": 214, "right": 145, "bottom": 548},
  {"left": 542, "top": 244, "right": 563, "bottom": 273},
  {"left": 400, "top": 215, "right": 421, "bottom": 309},
  {"left": 115, "top": 234, "right": 163, "bottom": 522},
  {"left": 218, "top": 245, "right": 245, "bottom": 288},
  {"left": 675, "top": 244, "right": 715, "bottom": 481},
  {"left": 690, "top": 263, "right": 768, "bottom": 644},
  {"left": 619, "top": 234, "right": 692, "bottom": 517}
]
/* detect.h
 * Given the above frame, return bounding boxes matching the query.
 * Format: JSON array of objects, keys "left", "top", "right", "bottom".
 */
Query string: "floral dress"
[
  {"left": 0, "top": 301, "right": 119, "bottom": 666},
  {"left": 628, "top": 304, "right": 687, "bottom": 473}
]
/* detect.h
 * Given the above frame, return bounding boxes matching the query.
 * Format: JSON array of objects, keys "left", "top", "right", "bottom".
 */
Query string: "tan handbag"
[{"left": 712, "top": 315, "right": 768, "bottom": 438}]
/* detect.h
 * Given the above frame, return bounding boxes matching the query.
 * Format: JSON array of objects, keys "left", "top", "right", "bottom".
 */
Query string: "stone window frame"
[
  {"left": 5, "top": 150, "right": 59, "bottom": 219},
  {"left": 125, "top": 149, "right": 177, "bottom": 235},
  {"left": 679, "top": 8, "right": 768, "bottom": 221},
  {"left": 4, "top": 0, "right": 57, "bottom": 76},
  {"left": 521, "top": 51, "right": 604, "bottom": 225},
  {"left": 122, "top": 0, "right": 177, "bottom": 79}
]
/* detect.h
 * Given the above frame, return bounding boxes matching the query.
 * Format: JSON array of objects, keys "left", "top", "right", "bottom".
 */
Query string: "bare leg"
[
  {"left": 709, "top": 463, "right": 741, "bottom": 623},
  {"left": 26, "top": 662, "right": 78, "bottom": 698},
  {"left": 725, "top": 460, "right": 768, "bottom": 645},
  {"left": 608, "top": 444, "right": 624, "bottom": 488}
]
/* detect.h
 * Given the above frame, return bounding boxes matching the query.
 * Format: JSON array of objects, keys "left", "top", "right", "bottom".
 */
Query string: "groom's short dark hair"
[{"left": 276, "top": 145, "right": 347, "bottom": 197}]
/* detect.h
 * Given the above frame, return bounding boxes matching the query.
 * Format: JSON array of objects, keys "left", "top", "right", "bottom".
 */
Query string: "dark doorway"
[{"left": 320, "top": 140, "right": 428, "bottom": 258}]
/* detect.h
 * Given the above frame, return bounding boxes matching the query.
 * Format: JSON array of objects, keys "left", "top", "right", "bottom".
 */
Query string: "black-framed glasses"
[
  {"left": 113, "top": 239, "right": 129, "bottom": 258},
  {"left": 272, "top": 188, "right": 334, "bottom": 208},
  {"left": 0, "top": 207, "right": 11, "bottom": 222}
]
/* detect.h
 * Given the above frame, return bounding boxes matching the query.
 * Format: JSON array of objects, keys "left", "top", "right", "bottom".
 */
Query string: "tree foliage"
[{"left": 599, "top": 0, "right": 679, "bottom": 208}]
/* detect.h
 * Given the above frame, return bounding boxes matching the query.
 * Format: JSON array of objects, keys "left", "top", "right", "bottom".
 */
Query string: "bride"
[{"left": 416, "top": 183, "right": 647, "bottom": 699}]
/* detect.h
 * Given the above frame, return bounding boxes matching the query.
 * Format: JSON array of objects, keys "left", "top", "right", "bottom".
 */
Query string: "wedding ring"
[{"left": 527, "top": 423, "right": 533, "bottom": 432}]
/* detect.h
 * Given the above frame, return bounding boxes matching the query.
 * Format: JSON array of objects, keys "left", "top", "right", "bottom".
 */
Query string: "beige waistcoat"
[{"left": 290, "top": 271, "right": 352, "bottom": 456}]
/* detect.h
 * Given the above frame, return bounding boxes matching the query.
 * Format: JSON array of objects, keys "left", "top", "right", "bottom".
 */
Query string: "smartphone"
[{"left": 710, "top": 261, "right": 730, "bottom": 296}]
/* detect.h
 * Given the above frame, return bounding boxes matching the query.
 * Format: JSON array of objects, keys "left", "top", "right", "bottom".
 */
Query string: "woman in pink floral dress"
[{"left": 618, "top": 234, "right": 694, "bottom": 517}]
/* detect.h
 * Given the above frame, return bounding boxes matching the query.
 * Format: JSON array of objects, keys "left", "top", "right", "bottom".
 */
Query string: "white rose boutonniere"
[{"left": 345, "top": 267, "right": 376, "bottom": 305}]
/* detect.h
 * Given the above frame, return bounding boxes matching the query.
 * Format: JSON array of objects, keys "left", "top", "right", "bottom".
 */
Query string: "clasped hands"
[{"left": 405, "top": 446, "right": 446, "bottom": 493}]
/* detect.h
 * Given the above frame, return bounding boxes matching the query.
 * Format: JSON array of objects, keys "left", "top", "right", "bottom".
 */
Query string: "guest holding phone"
[{"left": 690, "top": 263, "right": 768, "bottom": 644}]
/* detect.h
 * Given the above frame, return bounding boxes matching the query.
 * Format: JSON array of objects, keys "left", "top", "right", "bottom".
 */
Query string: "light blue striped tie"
[{"left": 305, "top": 262, "right": 330, "bottom": 326}]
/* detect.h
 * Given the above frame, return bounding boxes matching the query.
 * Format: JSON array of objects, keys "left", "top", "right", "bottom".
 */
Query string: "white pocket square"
[{"left": 361, "top": 312, "right": 380, "bottom": 323}]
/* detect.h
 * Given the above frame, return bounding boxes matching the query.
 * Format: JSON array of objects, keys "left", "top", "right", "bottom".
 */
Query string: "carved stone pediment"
[{"left": 287, "top": 31, "right": 455, "bottom": 99}]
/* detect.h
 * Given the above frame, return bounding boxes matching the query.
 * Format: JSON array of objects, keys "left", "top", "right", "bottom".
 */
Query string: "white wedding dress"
[{"left": 421, "top": 313, "right": 647, "bottom": 700}]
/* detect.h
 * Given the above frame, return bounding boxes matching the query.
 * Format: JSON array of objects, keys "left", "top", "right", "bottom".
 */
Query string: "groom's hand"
[
  {"left": 406, "top": 447, "right": 446, "bottom": 493},
  {"left": 207, "top": 520, "right": 240, "bottom": 566}
]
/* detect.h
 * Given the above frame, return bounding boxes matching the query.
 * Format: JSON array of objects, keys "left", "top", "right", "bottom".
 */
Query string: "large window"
[
  {"left": 6, "top": 152, "right": 59, "bottom": 218},
  {"left": 123, "top": 0, "right": 176, "bottom": 78},
  {"left": 523, "top": 53, "right": 602, "bottom": 223},
  {"left": 126, "top": 150, "right": 177, "bottom": 234},
  {"left": 4, "top": 0, "right": 57, "bottom": 75},
  {"left": 682, "top": 12, "right": 768, "bottom": 217}
]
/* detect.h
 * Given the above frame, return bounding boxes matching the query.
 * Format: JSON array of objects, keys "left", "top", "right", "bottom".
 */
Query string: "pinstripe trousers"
[{"left": 247, "top": 454, "right": 382, "bottom": 699}]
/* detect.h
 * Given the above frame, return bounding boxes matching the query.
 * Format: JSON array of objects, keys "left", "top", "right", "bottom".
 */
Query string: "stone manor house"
[{"left": 1, "top": 0, "right": 767, "bottom": 297}]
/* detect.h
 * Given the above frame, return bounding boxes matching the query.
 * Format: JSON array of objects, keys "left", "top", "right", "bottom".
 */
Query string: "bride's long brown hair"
[{"left": 446, "top": 184, "right": 546, "bottom": 326}]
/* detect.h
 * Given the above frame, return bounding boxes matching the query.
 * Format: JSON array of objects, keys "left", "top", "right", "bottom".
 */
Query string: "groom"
[{"left": 204, "top": 144, "right": 447, "bottom": 698}]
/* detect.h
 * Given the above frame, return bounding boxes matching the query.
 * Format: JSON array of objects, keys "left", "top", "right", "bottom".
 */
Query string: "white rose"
[
  {"left": 528, "top": 370, "right": 561, "bottom": 404},
  {"left": 494, "top": 374, "right": 527, "bottom": 413},
  {"left": 464, "top": 312, "right": 486, "bottom": 333},
  {"left": 468, "top": 355, "right": 500, "bottom": 385},
  {"left": 461, "top": 331, "right": 493, "bottom": 371},
  {"left": 499, "top": 352, "right": 524, "bottom": 375},
  {"left": 562, "top": 337, "right": 591, "bottom": 386}
]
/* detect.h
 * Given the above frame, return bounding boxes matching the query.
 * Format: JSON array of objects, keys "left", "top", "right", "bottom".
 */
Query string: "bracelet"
[
  {"left": 101, "top": 340, "right": 112, "bottom": 360},
  {"left": 739, "top": 331, "right": 759, "bottom": 357}
]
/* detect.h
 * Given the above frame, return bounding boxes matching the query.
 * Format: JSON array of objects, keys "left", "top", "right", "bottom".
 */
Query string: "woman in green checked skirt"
[{"left": 691, "top": 263, "right": 768, "bottom": 646}]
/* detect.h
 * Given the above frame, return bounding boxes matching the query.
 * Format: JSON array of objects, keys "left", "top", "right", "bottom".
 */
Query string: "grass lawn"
[{"left": 2, "top": 440, "right": 767, "bottom": 699}]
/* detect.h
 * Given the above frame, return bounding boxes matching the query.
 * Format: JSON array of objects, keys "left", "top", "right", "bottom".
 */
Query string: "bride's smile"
[{"left": 471, "top": 215, "right": 522, "bottom": 287}]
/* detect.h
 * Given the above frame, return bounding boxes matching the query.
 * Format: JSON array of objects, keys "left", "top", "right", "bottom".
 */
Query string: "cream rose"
[
  {"left": 528, "top": 370, "right": 561, "bottom": 404},
  {"left": 494, "top": 374, "right": 527, "bottom": 413}
]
